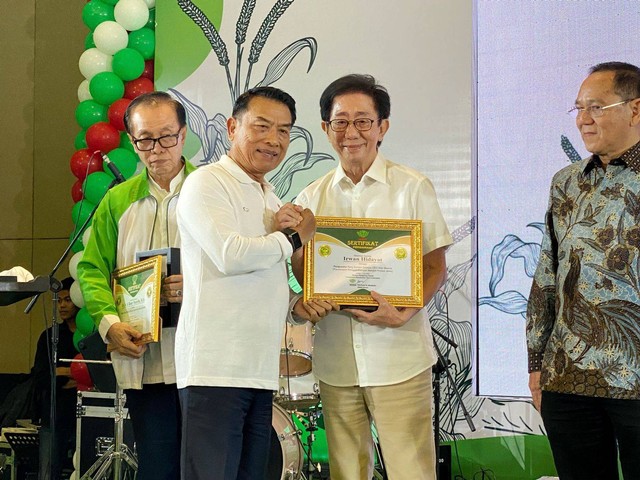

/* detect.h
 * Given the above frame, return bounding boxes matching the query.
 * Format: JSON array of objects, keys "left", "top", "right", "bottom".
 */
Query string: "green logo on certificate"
[
  {"left": 357, "top": 230, "right": 369, "bottom": 239},
  {"left": 319, "top": 244, "right": 332, "bottom": 257},
  {"left": 395, "top": 247, "right": 408, "bottom": 260}
]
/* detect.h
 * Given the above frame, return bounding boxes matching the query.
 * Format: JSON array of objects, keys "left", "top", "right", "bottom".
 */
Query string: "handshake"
[{"left": 275, "top": 203, "right": 316, "bottom": 247}]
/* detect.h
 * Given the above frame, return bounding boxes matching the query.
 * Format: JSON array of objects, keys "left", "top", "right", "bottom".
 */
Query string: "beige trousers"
[{"left": 319, "top": 369, "right": 436, "bottom": 480}]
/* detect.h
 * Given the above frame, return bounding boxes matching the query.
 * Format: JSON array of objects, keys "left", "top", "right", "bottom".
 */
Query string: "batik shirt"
[{"left": 527, "top": 140, "right": 640, "bottom": 399}]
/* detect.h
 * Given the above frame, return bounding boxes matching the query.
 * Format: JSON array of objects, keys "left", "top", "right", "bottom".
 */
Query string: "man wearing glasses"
[
  {"left": 291, "top": 74, "right": 452, "bottom": 479},
  {"left": 527, "top": 62, "right": 640, "bottom": 479},
  {"left": 78, "top": 92, "right": 195, "bottom": 479}
]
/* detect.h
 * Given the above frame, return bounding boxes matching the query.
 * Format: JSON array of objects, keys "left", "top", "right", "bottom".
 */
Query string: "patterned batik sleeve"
[{"left": 526, "top": 189, "right": 559, "bottom": 372}]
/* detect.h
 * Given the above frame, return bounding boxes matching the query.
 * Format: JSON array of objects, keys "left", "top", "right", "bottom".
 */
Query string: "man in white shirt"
[
  {"left": 78, "top": 91, "right": 195, "bottom": 479},
  {"left": 293, "top": 74, "right": 453, "bottom": 479},
  {"left": 175, "top": 87, "right": 320, "bottom": 479}
]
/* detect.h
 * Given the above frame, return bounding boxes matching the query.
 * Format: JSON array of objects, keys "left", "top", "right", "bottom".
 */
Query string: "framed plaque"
[
  {"left": 112, "top": 256, "right": 162, "bottom": 345},
  {"left": 303, "top": 217, "right": 423, "bottom": 309},
  {"left": 136, "top": 248, "right": 181, "bottom": 328}
]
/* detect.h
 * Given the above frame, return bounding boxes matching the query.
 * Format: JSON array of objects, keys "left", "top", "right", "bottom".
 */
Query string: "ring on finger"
[{"left": 176, "top": 289, "right": 182, "bottom": 297}]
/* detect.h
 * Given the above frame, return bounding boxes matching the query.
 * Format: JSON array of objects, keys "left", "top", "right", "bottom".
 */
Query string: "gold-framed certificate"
[
  {"left": 112, "top": 256, "right": 162, "bottom": 345},
  {"left": 303, "top": 217, "right": 423, "bottom": 308}
]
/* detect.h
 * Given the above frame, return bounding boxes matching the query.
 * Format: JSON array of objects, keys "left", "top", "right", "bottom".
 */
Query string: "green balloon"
[
  {"left": 100, "top": 0, "right": 119, "bottom": 5},
  {"left": 146, "top": 8, "right": 156, "bottom": 30},
  {"left": 76, "top": 308, "right": 96, "bottom": 336},
  {"left": 104, "top": 148, "right": 138, "bottom": 180},
  {"left": 128, "top": 28, "right": 155, "bottom": 60},
  {"left": 75, "top": 130, "right": 88, "bottom": 150},
  {"left": 69, "top": 229, "right": 85, "bottom": 254},
  {"left": 76, "top": 100, "right": 108, "bottom": 129},
  {"left": 71, "top": 199, "right": 96, "bottom": 229},
  {"left": 113, "top": 48, "right": 145, "bottom": 82},
  {"left": 120, "top": 131, "right": 135, "bottom": 152},
  {"left": 89, "top": 72, "right": 125, "bottom": 106},
  {"left": 73, "top": 329, "right": 88, "bottom": 352},
  {"left": 82, "top": 0, "right": 115, "bottom": 31},
  {"left": 85, "top": 32, "right": 96, "bottom": 49},
  {"left": 83, "top": 171, "right": 113, "bottom": 205}
]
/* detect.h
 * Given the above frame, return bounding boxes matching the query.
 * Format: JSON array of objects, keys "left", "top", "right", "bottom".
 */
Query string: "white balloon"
[
  {"left": 82, "top": 226, "right": 93, "bottom": 247},
  {"left": 115, "top": 0, "right": 150, "bottom": 32},
  {"left": 78, "top": 48, "right": 113, "bottom": 80},
  {"left": 77, "top": 80, "right": 92, "bottom": 102},
  {"left": 69, "top": 251, "right": 83, "bottom": 280},
  {"left": 70, "top": 281, "right": 85, "bottom": 309},
  {"left": 72, "top": 449, "right": 80, "bottom": 469},
  {"left": 93, "top": 21, "right": 128, "bottom": 55},
  {"left": 143, "top": 0, "right": 155, "bottom": 8}
]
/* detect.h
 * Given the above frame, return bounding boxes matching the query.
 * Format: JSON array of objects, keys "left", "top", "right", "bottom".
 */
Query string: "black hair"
[
  {"left": 590, "top": 62, "right": 640, "bottom": 100},
  {"left": 232, "top": 86, "right": 297, "bottom": 125},
  {"left": 61, "top": 277, "right": 74, "bottom": 292},
  {"left": 124, "top": 91, "right": 187, "bottom": 134},
  {"left": 319, "top": 74, "right": 391, "bottom": 122}
]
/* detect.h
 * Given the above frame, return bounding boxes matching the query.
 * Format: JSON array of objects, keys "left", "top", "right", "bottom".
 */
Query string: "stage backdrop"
[
  {"left": 153, "top": 1, "right": 561, "bottom": 478},
  {"left": 476, "top": 0, "right": 640, "bottom": 398}
]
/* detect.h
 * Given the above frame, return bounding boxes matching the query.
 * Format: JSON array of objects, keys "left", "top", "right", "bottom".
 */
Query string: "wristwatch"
[{"left": 283, "top": 228, "right": 303, "bottom": 252}]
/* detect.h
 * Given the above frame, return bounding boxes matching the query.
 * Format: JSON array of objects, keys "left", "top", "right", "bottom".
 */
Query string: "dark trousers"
[
  {"left": 125, "top": 383, "right": 181, "bottom": 480},
  {"left": 541, "top": 391, "right": 640, "bottom": 480},
  {"left": 179, "top": 386, "right": 273, "bottom": 480}
]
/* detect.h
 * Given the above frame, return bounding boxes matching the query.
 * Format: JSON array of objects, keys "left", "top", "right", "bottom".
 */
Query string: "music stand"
[
  {"left": 0, "top": 276, "right": 50, "bottom": 306},
  {"left": 431, "top": 326, "right": 475, "bottom": 480},
  {"left": 3, "top": 430, "right": 39, "bottom": 479},
  {"left": 0, "top": 275, "right": 60, "bottom": 480}
]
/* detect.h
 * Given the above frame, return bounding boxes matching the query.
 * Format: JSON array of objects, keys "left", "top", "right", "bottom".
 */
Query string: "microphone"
[{"left": 101, "top": 152, "right": 126, "bottom": 184}]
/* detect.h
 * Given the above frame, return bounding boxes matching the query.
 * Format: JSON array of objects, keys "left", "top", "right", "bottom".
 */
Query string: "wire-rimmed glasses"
[{"left": 326, "top": 118, "right": 379, "bottom": 132}]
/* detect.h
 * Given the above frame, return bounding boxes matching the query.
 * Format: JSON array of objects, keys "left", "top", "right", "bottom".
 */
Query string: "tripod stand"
[{"left": 62, "top": 358, "right": 137, "bottom": 480}]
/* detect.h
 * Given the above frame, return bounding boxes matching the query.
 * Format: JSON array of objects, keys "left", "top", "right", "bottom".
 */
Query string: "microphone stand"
[
  {"left": 431, "top": 324, "right": 475, "bottom": 480},
  {"left": 24, "top": 178, "right": 120, "bottom": 480}
]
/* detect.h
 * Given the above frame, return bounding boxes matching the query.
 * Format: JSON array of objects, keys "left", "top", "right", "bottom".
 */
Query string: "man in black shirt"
[{"left": 32, "top": 277, "right": 80, "bottom": 479}]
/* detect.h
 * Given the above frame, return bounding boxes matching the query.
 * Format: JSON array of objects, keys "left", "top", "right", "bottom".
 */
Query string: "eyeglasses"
[
  {"left": 132, "top": 132, "right": 181, "bottom": 151},
  {"left": 567, "top": 99, "right": 633, "bottom": 119},
  {"left": 326, "top": 118, "right": 379, "bottom": 132}
]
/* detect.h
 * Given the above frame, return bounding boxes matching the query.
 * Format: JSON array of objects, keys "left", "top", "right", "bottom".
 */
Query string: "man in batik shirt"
[{"left": 527, "top": 61, "right": 640, "bottom": 479}]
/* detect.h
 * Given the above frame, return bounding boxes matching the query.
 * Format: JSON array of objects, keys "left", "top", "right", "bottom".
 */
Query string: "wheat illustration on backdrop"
[{"left": 173, "top": 0, "right": 332, "bottom": 200}]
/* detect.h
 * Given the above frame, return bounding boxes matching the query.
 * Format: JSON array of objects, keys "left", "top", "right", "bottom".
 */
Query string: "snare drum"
[
  {"left": 280, "top": 323, "right": 314, "bottom": 377},
  {"left": 267, "top": 403, "right": 302, "bottom": 479},
  {"left": 275, "top": 374, "right": 321, "bottom": 412}
]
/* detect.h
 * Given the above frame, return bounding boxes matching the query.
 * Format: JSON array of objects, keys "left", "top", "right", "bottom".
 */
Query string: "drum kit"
[{"left": 268, "top": 322, "right": 325, "bottom": 480}]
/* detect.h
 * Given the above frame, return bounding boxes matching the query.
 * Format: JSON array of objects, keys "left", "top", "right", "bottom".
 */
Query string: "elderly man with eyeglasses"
[
  {"left": 78, "top": 91, "right": 195, "bottom": 480},
  {"left": 527, "top": 62, "right": 640, "bottom": 479},
  {"left": 289, "top": 74, "right": 452, "bottom": 479}
]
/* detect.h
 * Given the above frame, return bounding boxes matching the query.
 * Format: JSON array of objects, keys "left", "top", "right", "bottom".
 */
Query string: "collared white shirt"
[
  {"left": 141, "top": 169, "right": 185, "bottom": 384},
  {"left": 296, "top": 153, "right": 452, "bottom": 387},
  {"left": 175, "top": 155, "right": 293, "bottom": 390}
]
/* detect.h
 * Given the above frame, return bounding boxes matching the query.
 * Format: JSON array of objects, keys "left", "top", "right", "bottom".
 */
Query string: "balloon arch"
[{"left": 68, "top": 0, "right": 156, "bottom": 354}]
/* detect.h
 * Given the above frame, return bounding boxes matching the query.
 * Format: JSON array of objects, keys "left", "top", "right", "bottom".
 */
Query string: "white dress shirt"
[
  {"left": 140, "top": 171, "right": 184, "bottom": 384},
  {"left": 175, "top": 155, "right": 293, "bottom": 391},
  {"left": 296, "top": 153, "right": 453, "bottom": 387}
]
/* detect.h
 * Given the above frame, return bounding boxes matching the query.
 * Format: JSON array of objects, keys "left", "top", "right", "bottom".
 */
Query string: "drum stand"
[
  {"left": 298, "top": 406, "right": 321, "bottom": 479},
  {"left": 62, "top": 358, "right": 137, "bottom": 480},
  {"left": 80, "top": 385, "right": 137, "bottom": 480}
]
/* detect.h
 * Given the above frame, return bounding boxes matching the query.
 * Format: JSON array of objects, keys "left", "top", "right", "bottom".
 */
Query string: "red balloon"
[
  {"left": 124, "top": 77, "right": 154, "bottom": 100},
  {"left": 86, "top": 121, "right": 120, "bottom": 154},
  {"left": 71, "top": 179, "right": 84, "bottom": 202},
  {"left": 70, "top": 148, "right": 103, "bottom": 180},
  {"left": 70, "top": 353, "right": 93, "bottom": 388},
  {"left": 77, "top": 383, "right": 92, "bottom": 392},
  {"left": 108, "top": 98, "right": 132, "bottom": 131},
  {"left": 141, "top": 60, "right": 154, "bottom": 80}
]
